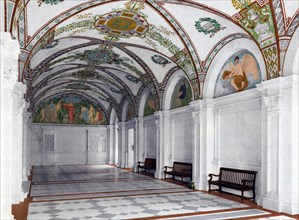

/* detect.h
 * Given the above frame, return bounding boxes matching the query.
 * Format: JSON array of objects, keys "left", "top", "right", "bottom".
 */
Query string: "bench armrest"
[
  {"left": 164, "top": 166, "right": 173, "bottom": 172},
  {"left": 208, "top": 173, "right": 219, "bottom": 181},
  {"left": 138, "top": 161, "right": 144, "bottom": 166}
]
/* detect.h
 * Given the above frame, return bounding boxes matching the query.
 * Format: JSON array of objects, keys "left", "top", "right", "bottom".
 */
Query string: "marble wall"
[{"left": 30, "top": 124, "right": 108, "bottom": 165}]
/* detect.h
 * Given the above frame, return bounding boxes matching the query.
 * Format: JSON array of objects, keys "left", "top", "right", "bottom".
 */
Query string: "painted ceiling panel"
[
  {"left": 162, "top": 2, "right": 248, "bottom": 59},
  {"left": 283, "top": 1, "right": 299, "bottom": 18},
  {"left": 105, "top": 68, "right": 144, "bottom": 96},
  {"left": 30, "top": 37, "right": 91, "bottom": 68},
  {"left": 26, "top": 0, "right": 96, "bottom": 36},
  {"left": 192, "top": 0, "right": 239, "bottom": 16},
  {"left": 31, "top": 64, "right": 80, "bottom": 86},
  {"left": 125, "top": 46, "right": 176, "bottom": 83}
]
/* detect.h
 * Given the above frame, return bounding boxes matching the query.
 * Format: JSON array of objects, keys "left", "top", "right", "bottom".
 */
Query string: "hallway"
[{"left": 14, "top": 165, "right": 297, "bottom": 220}]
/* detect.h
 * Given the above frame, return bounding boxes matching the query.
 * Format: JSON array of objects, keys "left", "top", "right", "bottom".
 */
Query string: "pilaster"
[
  {"left": 107, "top": 124, "right": 114, "bottom": 165},
  {"left": 11, "top": 82, "right": 27, "bottom": 204},
  {"left": 0, "top": 32, "right": 20, "bottom": 219},
  {"left": 257, "top": 76, "right": 299, "bottom": 214},
  {"left": 118, "top": 121, "right": 126, "bottom": 168}
]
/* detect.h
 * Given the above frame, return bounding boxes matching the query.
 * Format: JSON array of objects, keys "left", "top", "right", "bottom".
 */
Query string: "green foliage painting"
[
  {"left": 33, "top": 96, "right": 106, "bottom": 125},
  {"left": 144, "top": 95, "right": 156, "bottom": 117},
  {"left": 170, "top": 78, "right": 192, "bottom": 109}
]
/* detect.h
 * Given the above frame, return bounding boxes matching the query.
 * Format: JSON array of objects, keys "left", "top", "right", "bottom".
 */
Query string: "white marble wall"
[
  {"left": 169, "top": 106, "right": 193, "bottom": 164},
  {"left": 213, "top": 90, "right": 262, "bottom": 170},
  {"left": 143, "top": 115, "right": 157, "bottom": 158},
  {"left": 30, "top": 124, "right": 108, "bottom": 165}
]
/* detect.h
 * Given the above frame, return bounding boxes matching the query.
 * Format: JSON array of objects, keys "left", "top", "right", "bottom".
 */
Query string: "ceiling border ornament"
[{"left": 233, "top": 1, "right": 281, "bottom": 80}]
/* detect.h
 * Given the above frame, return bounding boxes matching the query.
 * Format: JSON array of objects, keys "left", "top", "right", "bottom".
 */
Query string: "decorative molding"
[
  {"left": 192, "top": 110, "right": 201, "bottom": 123},
  {"left": 89, "top": 135, "right": 98, "bottom": 151},
  {"left": 43, "top": 134, "right": 54, "bottom": 151},
  {"left": 262, "top": 94, "right": 284, "bottom": 112}
]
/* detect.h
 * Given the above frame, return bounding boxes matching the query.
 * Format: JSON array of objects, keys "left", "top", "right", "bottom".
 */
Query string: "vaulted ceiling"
[{"left": 4, "top": 0, "right": 298, "bottom": 122}]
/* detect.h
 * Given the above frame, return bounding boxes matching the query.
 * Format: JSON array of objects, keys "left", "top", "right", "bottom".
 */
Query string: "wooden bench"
[
  {"left": 208, "top": 167, "right": 257, "bottom": 202},
  {"left": 137, "top": 158, "right": 156, "bottom": 175},
  {"left": 164, "top": 161, "right": 192, "bottom": 183}
]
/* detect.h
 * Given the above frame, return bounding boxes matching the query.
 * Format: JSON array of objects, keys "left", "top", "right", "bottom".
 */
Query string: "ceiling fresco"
[{"left": 3, "top": 0, "right": 298, "bottom": 123}]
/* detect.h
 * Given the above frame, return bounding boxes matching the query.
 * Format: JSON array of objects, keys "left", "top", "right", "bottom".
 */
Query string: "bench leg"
[
  {"left": 241, "top": 190, "right": 244, "bottom": 202},
  {"left": 253, "top": 189, "right": 256, "bottom": 203},
  {"left": 219, "top": 186, "right": 222, "bottom": 193}
]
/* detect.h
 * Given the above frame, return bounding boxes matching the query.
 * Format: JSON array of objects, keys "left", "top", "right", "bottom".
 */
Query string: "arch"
[
  {"left": 162, "top": 68, "right": 193, "bottom": 110},
  {"left": 138, "top": 88, "right": 150, "bottom": 117},
  {"left": 283, "top": 28, "right": 299, "bottom": 76},
  {"left": 121, "top": 100, "right": 129, "bottom": 122},
  {"left": 203, "top": 38, "right": 267, "bottom": 99},
  {"left": 110, "top": 108, "right": 118, "bottom": 125}
]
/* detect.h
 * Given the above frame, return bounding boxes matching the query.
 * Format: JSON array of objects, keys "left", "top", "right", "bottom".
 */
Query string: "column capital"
[
  {"left": 192, "top": 110, "right": 201, "bottom": 123},
  {"left": 262, "top": 94, "right": 284, "bottom": 112}
]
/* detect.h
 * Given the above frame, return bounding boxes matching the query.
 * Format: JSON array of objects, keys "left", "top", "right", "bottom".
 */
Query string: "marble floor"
[{"left": 27, "top": 165, "right": 297, "bottom": 220}]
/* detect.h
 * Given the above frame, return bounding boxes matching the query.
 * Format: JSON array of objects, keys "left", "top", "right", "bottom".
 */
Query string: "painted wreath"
[{"left": 195, "top": 17, "right": 222, "bottom": 35}]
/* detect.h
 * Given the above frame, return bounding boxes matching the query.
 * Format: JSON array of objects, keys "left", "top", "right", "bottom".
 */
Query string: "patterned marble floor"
[{"left": 27, "top": 165, "right": 295, "bottom": 220}]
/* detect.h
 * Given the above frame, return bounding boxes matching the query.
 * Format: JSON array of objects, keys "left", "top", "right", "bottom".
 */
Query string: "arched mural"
[
  {"left": 126, "top": 104, "right": 134, "bottom": 121},
  {"left": 214, "top": 49, "right": 262, "bottom": 98},
  {"left": 144, "top": 94, "right": 156, "bottom": 117},
  {"left": 33, "top": 95, "right": 106, "bottom": 125},
  {"left": 170, "top": 78, "right": 192, "bottom": 109}
]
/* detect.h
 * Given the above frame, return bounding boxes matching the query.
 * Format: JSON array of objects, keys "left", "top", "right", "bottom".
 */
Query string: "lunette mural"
[
  {"left": 33, "top": 96, "right": 106, "bottom": 125},
  {"left": 170, "top": 78, "right": 192, "bottom": 109},
  {"left": 144, "top": 94, "right": 156, "bottom": 117},
  {"left": 214, "top": 50, "right": 261, "bottom": 98}
]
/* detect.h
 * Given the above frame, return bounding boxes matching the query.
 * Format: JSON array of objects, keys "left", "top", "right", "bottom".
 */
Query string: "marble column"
[
  {"left": 107, "top": 124, "right": 114, "bottom": 165},
  {"left": 23, "top": 109, "right": 32, "bottom": 180},
  {"left": 258, "top": 76, "right": 299, "bottom": 214},
  {"left": 118, "top": 122, "right": 126, "bottom": 168},
  {"left": 133, "top": 118, "right": 139, "bottom": 172},
  {"left": 154, "top": 111, "right": 171, "bottom": 179},
  {"left": 137, "top": 117, "right": 145, "bottom": 162},
  {"left": 0, "top": 31, "right": 20, "bottom": 220},
  {"left": 154, "top": 111, "right": 163, "bottom": 179},
  {"left": 11, "top": 82, "right": 27, "bottom": 204}
]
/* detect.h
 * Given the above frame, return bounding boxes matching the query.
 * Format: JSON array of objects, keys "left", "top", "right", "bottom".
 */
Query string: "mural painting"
[
  {"left": 144, "top": 94, "right": 156, "bottom": 117},
  {"left": 214, "top": 50, "right": 261, "bottom": 98},
  {"left": 33, "top": 96, "right": 106, "bottom": 125},
  {"left": 126, "top": 104, "right": 135, "bottom": 121},
  {"left": 170, "top": 78, "right": 192, "bottom": 109}
]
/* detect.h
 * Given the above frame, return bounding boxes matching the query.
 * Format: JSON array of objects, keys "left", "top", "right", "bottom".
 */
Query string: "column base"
[
  {"left": 154, "top": 169, "right": 164, "bottom": 179},
  {"left": 262, "top": 192, "right": 281, "bottom": 212}
]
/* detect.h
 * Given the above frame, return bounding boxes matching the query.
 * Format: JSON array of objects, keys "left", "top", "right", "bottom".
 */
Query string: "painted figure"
[
  {"left": 80, "top": 105, "right": 90, "bottom": 123},
  {"left": 39, "top": 107, "right": 48, "bottom": 122},
  {"left": 48, "top": 101, "right": 56, "bottom": 122},
  {"left": 175, "top": 80, "right": 187, "bottom": 107},
  {"left": 222, "top": 54, "right": 259, "bottom": 92},
  {"left": 63, "top": 102, "right": 75, "bottom": 123},
  {"left": 89, "top": 105, "right": 95, "bottom": 125},
  {"left": 93, "top": 110, "right": 105, "bottom": 125}
]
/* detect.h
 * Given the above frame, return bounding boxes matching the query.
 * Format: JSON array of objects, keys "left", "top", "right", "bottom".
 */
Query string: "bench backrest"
[
  {"left": 173, "top": 162, "right": 192, "bottom": 175},
  {"left": 219, "top": 167, "right": 257, "bottom": 186},
  {"left": 144, "top": 158, "right": 156, "bottom": 169}
]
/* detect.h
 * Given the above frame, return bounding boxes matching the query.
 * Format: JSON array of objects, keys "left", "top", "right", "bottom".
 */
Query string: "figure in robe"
[
  {"left": 80, "top": 105, "right": 89, "bottom": 124},
  {"left": 93, "top": 110, "right": 105, "bottom": 125},
  {"left": 63, "top": 102, "right": 75, "bottom": 123},
  {"left": 175, "top": 80, "right": 187, "bottom": 107},
  {"left": 222, "top": 54, "right": 259, "bottom": 92},
  {"left": 48, "top": 101, "right": 56, "bottom": 122}
]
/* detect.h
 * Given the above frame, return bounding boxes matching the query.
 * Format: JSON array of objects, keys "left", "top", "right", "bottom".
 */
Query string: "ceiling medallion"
[
  {"left": 94, "top": 11, "right": 149, "bottom": 37},
  {"left": 195, "top": 17, "right": 226, "bottom": 38}
]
